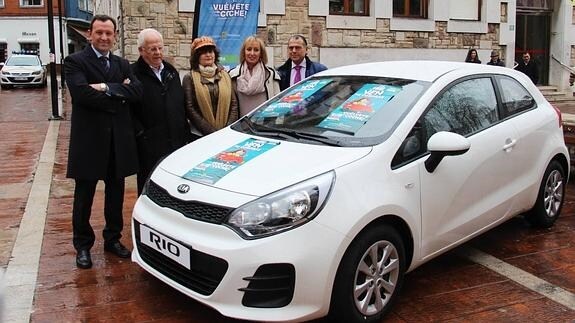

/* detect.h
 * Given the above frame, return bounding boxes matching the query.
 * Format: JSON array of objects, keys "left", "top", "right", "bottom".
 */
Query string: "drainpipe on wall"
[{"left": 120, "top": 0, "right": 125, "bottom": 57}]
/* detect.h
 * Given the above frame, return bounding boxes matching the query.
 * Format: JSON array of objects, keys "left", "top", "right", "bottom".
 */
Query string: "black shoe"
[
  {"left": 104, "top": 241, "right": 131, "bottom": 258},
  {"left": 76, "top": 249, "right": 92, "bottom": 269}
]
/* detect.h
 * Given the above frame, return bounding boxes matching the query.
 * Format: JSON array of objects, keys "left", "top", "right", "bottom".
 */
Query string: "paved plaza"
[{"left": 0, "top": 83, "right": 573, "bottom": 322}]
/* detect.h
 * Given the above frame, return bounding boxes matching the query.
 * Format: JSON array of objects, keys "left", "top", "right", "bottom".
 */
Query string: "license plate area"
[
  {"left": 139, "top": 225, "right": 191, "bottom": 269},
  {"left": 14, "top": 77, "right": 28, "bottom": 81}
]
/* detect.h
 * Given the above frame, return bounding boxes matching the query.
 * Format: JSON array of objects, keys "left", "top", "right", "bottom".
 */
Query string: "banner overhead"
[{"left": 197, "top": 0, "right": 260, "bottom": 70}]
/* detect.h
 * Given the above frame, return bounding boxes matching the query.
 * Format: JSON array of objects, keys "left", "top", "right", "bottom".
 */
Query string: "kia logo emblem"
[{"left": 177, "top": 184, "right": 190, "bottom": 194}]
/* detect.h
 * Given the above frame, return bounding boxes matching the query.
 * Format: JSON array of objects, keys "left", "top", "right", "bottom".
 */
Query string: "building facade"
[
  {"left": 0, "top": 0, "right": 65, "bottom": 65},
  {"left": 120, "top": 0, "right": 575, "bottom": 89}
]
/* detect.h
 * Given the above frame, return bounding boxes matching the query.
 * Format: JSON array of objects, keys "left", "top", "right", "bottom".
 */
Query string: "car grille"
[
  {"left": 7, "top": 76, "right": 34, "bottom": 83},
  {"left": 240, "top": 263, "right": 296, "bottom": 308},
  {"left": 146, "top": 180, "right": 234, "bottom": 224},
  {"left": 134, "top": 220, "right": 228, "bottom": 295}
]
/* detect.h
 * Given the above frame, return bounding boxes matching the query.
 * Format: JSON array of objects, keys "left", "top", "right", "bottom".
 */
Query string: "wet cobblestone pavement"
[{"left": 0, "top": 85, "right": 573, "bottom": 322}]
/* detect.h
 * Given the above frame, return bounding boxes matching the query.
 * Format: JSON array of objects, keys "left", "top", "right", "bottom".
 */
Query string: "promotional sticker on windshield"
[
  {"left": 183, "top": 138, "right": 279, "bottom": 185},
  {"left": 317, "top": 84, "right": 401, "bottom": 134},
  {"left": 253, "top": 79, "right": 332, "bottom": 118}
]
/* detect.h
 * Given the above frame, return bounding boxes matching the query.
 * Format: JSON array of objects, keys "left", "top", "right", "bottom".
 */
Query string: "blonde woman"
[
  {"left": 229, "top": 36, "right": 281, "bottom": 116},
  {"left": 183, "top": 36, "right": 239, "bottom": 136}
]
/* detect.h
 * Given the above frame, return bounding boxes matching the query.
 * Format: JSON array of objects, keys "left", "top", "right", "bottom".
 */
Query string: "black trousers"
[{"left": 72, "top": 177, "right": 126, "bottom": 251}]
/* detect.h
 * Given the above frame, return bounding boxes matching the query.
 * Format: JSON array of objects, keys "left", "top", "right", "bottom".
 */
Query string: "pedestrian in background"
[
  {"left": 131, "top": 28, "right": 192, "bottom": 195},
  {"left": 515, "top": 51, "right": 539, "bottom": 84},
  {"left": 277, "top": 34, "right": 327, "bottom": 91},
  {"left": 465, "top": 48, "right": 481, "bottom": 64},
  {"left": 64, "top": 15, "right": 142, "bottom": 269},
  {"left": 183, "top": 36, "right": 238, "bottom": 136},
  {"left": 229, "top": 36, "right": 281, "bottom": 116},
  {"left": 487, "top": 50, "right": 505, "bottom": 67}
]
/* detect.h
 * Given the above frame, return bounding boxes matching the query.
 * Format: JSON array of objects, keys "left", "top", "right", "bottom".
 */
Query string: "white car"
[
  {"left": 0, "top": 53, "right": 47, "bottom": 89},
  {"left": 132, "top": 61, "right": 568, "bottom": 322}
]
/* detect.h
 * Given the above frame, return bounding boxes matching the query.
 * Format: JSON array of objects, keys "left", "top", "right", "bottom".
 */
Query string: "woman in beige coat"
[{"left": 229, "top": 36, "right": 281, "bottom": 116}]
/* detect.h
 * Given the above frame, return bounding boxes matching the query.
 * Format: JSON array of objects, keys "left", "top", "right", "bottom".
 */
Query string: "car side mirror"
[
  {"left": 425, "top": 131, "right": 470, "bottom": 173},
  {"left": 0, "top": 62, "right": 4, "bottom": 67}
]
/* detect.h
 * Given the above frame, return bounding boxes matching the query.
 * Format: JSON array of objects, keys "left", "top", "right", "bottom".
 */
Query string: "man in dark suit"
[
  {"left": 516, "top": 51, "right": 539, "bottom": 84},
  {"left": 64, "top": 15, "right": 142, "bottom": 269},
  {"left": 131, "top": 28, "right": 191, "bottom": 195},
  {"left": 277, "top": 34, "right": 327, "bottom": 91}
]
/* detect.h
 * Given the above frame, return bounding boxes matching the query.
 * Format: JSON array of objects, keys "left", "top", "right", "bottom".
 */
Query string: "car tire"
[
  {"left": 0, "top": 84, "right": 12, "bottom": 90},
  {"left": 328, "top": 225, "right": 406, "bottom": 323},
  {"left": 525, "top": 160, "right": 565, "bottom": 228}
]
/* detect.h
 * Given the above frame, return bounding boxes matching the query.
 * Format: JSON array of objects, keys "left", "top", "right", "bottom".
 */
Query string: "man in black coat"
[
  {"left": 277, "top": 34, "right": 327, "bottom": 91},
  {"left": 65, "top": 15, "right": 142, "bottom": 269},
  {"left": 516, "top": 51, "right": 539, "bottom": 84},
  {"left": 131, "top": 28, "right": 192, "bottom": 195}
]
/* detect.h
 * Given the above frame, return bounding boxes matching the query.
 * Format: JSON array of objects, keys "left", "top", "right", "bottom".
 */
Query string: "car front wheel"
[
  {"left": 525, "top": 160, "right": 565, "bottom": 228},
  {"left": 329, "top": 225, "right": 406, "bottom": 323}
]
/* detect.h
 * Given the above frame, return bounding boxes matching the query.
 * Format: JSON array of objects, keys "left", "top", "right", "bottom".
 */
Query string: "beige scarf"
[
  {"left": 191, "top": 66, "right": 232, "bottom": 130},
  {"left": 236, "top": 62, "right": 266, "bottom": 95}
]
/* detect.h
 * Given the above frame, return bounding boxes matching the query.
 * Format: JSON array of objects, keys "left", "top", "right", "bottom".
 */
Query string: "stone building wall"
[{"left": 121, "top": 0, "right": 503, "bottom": 71}]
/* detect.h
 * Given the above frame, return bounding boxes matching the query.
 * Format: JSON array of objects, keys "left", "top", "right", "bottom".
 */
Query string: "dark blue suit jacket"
[{"left": 277, "top": 56, "right": 327, "bottom": 91}]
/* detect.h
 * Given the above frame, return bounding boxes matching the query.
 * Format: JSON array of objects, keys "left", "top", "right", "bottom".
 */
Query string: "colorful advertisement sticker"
[
  {"left": 253, "top": 79, "right": 332, "bottom": 118},
  {"left": 317, "top": 84, "right": 402, "bottom": 134},
  {"left": 183, "top": 138, "right": 279, "bottom": 185}
]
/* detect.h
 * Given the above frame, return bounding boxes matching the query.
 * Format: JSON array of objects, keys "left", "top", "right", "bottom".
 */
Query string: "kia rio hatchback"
[{"left": 132, "top": 61, "right": 568, "bottom": 322}]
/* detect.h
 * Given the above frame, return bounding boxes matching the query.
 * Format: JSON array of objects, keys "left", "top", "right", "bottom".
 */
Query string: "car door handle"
[{"left": 502, "top": 139, "right": 517, "bottom": 152}]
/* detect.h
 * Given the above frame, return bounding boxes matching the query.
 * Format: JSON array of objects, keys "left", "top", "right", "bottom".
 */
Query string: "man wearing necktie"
[
  {"left": 277, "top": 34, "right": 327, "bottom": 91},
  {"left": 64, "top": 15, "right": 142, "bottom": 269}
]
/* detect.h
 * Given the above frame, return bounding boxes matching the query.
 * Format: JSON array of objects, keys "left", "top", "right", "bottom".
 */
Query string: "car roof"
[
  {"left": 316, "top": 60, "right": 510, "bottom": 82},
  {"left": 8, "top": 54, "right": 40, "bottom": 59}
]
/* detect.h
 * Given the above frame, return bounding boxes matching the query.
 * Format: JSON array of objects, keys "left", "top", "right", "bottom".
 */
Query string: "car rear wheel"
[
  {"left": 525, "top": 160, "right": 565, "bottom": 228},
  {"left": 329, "top": 225, "right": 405, "bottom": 323}
]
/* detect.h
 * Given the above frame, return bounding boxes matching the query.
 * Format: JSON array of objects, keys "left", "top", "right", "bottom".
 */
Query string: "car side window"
[
  {"left": 392, "top": 77, "right": 497, "bottom": 168},
  {"left": 423, "top": 77, "right": 498, "bottom": 138},
  {"left": 496, "top": 75, "right": 535, "bottom": 117}
]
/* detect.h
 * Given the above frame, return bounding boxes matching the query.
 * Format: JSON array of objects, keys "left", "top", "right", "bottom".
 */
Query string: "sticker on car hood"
[{"left": 182, "top": 138, "right": 279, "bottom": 185}]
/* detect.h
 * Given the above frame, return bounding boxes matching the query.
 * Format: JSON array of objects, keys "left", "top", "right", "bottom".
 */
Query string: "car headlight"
[
  {"left": 32, "top": 70, "right": 42, "bottom": 75},
  {"left": 226, "top": 171, "right": 335, "bottom": 239},
  {"left": 1, "top": 70, "right": 10, "bottom": 75}
]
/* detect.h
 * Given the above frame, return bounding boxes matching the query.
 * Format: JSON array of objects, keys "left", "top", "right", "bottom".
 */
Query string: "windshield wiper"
[{"left": 241, "top": 118, "right": 343, "bottom": 146}]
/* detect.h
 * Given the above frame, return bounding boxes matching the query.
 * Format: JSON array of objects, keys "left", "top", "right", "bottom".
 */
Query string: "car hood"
[
  {"left": 2, "top": 66, "right": 42, "bottom": 73},
  {"left": 159, "top": 128, "right": 372, "bottom": 196}
]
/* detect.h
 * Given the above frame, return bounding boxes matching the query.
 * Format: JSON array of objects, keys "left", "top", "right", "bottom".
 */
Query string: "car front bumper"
[
  {"left": 131, "top": 190, "right": 348, "bottom": 322},
  {"left": 0, "top": 74, "right": 45, "bottom": 86}
]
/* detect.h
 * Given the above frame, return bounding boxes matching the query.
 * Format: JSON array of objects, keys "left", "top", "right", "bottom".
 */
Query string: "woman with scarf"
[
  {"left": 229, "top": 36, "right": 281, "bottom": 116},
  {"left": 183, "top": 36, "right": 239, "bottom": 136}
]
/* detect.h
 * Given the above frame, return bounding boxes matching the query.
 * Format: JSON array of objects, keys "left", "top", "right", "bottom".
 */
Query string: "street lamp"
[
  {"left": 57, "top": 0, "right": 65, "bottom": 88},
  {"left": 46, "top": 0, "right": 62, "bottom": 120}
]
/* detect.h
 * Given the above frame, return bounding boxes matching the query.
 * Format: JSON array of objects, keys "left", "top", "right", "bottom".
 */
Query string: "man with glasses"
[
  {"left": 131, "top": 28, "right": 192, "bottom": 195},
  {"left": 277, "top": 34, "right": 327, "bottom": 91}
]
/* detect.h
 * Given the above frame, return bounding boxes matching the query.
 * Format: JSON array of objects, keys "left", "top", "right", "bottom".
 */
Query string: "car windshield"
[
  {"left": 231, "top": 76, "right": 430, "bottom": 147},
  {"left": 6, "top": 56, "right": 40, "bottom": 66}
]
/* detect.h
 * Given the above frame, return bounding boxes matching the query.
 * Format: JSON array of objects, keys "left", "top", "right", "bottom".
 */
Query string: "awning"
[
  {"left": 68, "top": 25, "right": 89, "bottom": 40},
  {"left": 17, "top": 38, "right": 40, "bottom": 43}
]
